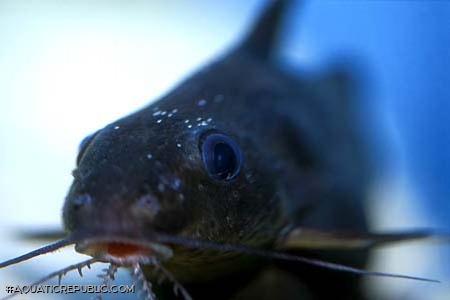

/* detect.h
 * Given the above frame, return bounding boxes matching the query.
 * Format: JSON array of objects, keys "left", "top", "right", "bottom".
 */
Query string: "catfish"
[{"left": 0, "top": 1, "right": 444, "bottom": 300}]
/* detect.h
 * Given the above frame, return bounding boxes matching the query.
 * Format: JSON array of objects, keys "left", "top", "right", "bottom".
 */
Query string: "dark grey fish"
[{"left": 0, "top": 1, "right": 444, "bottom": 300}]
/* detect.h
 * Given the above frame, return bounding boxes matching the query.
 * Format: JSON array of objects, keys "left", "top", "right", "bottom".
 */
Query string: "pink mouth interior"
[{"left": 91, "top": 242, "right": 154, "bottom": 258}]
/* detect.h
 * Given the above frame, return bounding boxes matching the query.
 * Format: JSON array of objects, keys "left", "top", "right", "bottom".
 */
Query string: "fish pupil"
[{"left": 213, "top": 142, "right": 237, "bottom": 179}]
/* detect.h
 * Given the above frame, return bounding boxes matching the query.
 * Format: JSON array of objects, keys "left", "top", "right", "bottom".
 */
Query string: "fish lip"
[{"left": 75, "top": 235, "right": 173, "bottom": 265}]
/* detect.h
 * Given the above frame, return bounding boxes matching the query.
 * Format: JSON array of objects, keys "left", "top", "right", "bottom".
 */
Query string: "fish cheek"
[
  {"left": 230, "top": 158, "right": 287, "bottom": 243},
  {"left": 184, "top": 172, "right": 275, "bottom": 243}
]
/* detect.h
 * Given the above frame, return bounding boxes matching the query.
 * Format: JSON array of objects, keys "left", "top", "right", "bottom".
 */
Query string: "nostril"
[
  {"left": 134, "top": 194, "right": 160, "bottom": 218},
  {"left": 72, "top": 194, "right": 92, "bottom": 210}
]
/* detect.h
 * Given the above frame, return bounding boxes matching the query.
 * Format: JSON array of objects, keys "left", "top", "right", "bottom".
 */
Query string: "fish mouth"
[{"left": 75, "top": 236, "right": 173, "bottom": 266}]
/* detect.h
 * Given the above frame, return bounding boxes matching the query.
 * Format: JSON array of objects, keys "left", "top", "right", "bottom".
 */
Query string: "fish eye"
[{"left": 200, "top": 132, "right": 243, "bottom": 181}]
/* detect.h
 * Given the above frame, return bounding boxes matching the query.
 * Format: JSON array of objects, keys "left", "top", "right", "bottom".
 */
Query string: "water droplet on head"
[
  {"left": 197, "top": 99, "right": 207, "bottom": 106},
  {"left": 171, "top": 178, "right": 182, "bottom": 191}
]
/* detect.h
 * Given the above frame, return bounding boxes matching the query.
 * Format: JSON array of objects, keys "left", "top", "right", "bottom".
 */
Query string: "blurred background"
[{"left": 0, "top": 0, "right": 448, "bottom": 299}]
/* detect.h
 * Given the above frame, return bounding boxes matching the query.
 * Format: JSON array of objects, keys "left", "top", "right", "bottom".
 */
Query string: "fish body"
[
  {"left": 60, "top": 1, "right": 372, "bottom": 299},
  {"left": 0, "top": 2, "right": 443, "bottom": 300}
]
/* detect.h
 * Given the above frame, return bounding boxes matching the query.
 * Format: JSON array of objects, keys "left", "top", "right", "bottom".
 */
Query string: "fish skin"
[{"left": 63, "top": 1, "right": 372, "bottom": 299}]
